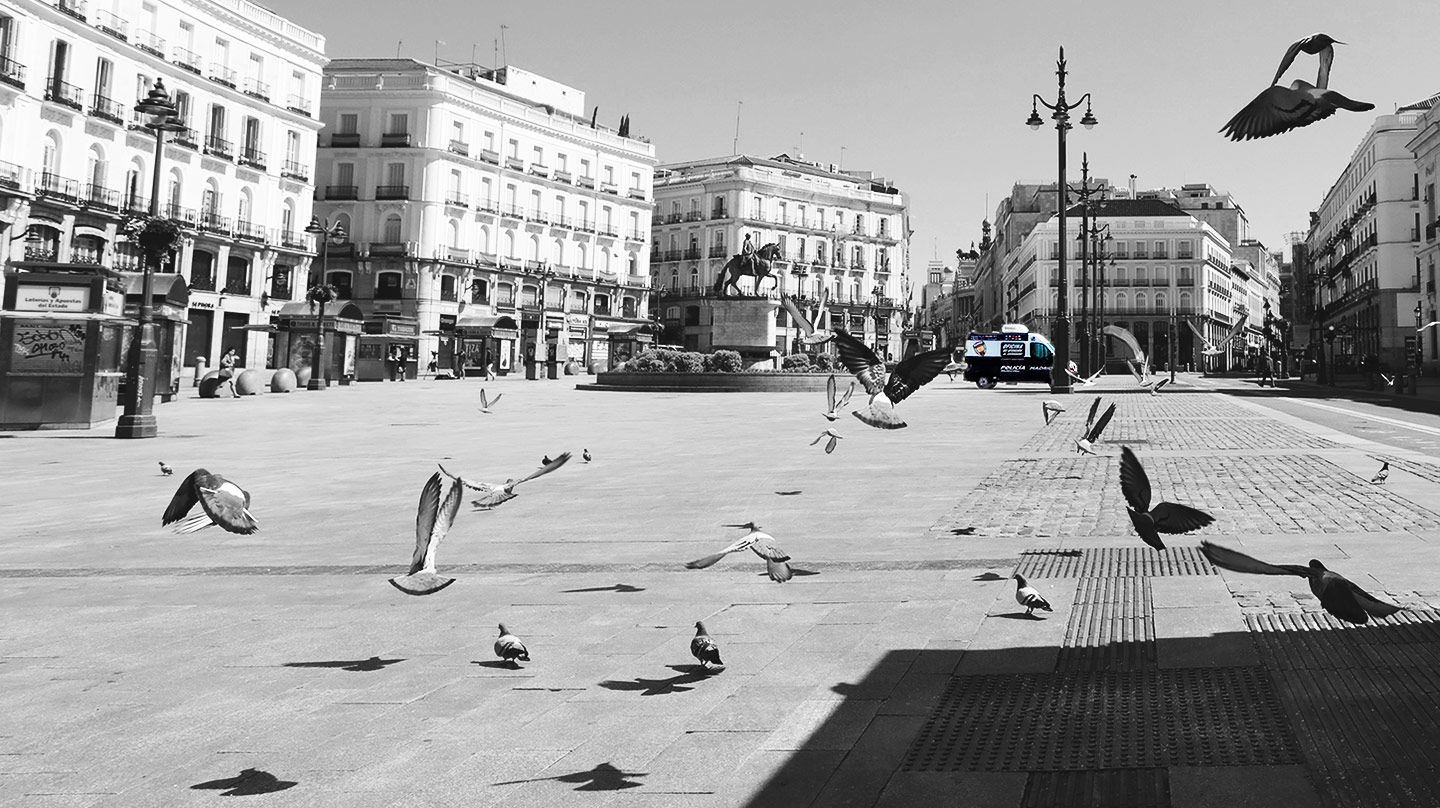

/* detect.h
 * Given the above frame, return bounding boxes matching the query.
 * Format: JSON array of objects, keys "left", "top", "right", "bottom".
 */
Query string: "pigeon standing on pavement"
[
  {"left": 494, "top": 623, "right": 530, "bottom": 667},
  {"left": 583, "top": 448, "right": 592, "bottom": 463},
  {"left": 478, "top": 388, "right": 502, "bottom": 414},
  {"left": 823, "top": 374, "right": 856, "bottom": 422},
  {"left": 439, "top": 453, "right": 572, "bottom": 510},
  {"left": 1200, "top": 541, "right": 1405, "bottom": 625},
  {"left": 158, "top": 461, "right": 173, "bottom": 476},
  {"left": 162, "top": 469, "right": 259, "bottom": 535},
  {"left": 690, "top": 621, "right": 723, "bottom": 669},
  {"left": 685, "top": 522, "right": 792, "bottom": 583},
  {"left": 1075, "top": 402, "right": 1117, "bottom": 455},
  {"left": 388, "top": 471, "right": 464, "bottom": 596},
  {"left": 832, "top": 329, "right": 952, "bottom": 429},
  {"left": 1118, "top": 447, "right": 1215, "bottom": 550},
  {"left": 1042, "top": 399, "right": 1066, "bottom": 425},
  {"left": 810, "top": 428, "right": 843, "bottom": 454},
  {"left": 1014, "top": 574, "right": 1052, "bottom": 617},
  {"left": 1371, "top": 462, "right": 1390, "bottom": 484}
]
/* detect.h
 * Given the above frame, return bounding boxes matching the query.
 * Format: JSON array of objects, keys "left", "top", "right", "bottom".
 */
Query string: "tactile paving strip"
[
  {"left": 1020, "top": 768, "right": 1169, "bottom": 808},
  {"left": 936, "top": 454, "right": 1440, "bottom": 538},
  {"left": 901, "top": 667, "right": 1299, "bottom": 772},
  {"left": 1023, "top": 416, "right": 1338, "bottom": 453},
  {"left": 1015, "top": 547, "right": 1215, "bottom": 579},
  {"left": 1245, "top": 610, "right": 1440, "bottom": 808},
  {"left": 1368, "top": 453, "right": 1440, "bottom": 485},
  {"left": 1056, "top": 577, "right": 1157, "bottom": 671}
]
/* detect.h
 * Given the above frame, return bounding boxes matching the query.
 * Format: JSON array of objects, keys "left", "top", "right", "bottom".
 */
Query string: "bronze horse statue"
[{"left": 713, "top": 242, "right": 782, "bottom": 296}]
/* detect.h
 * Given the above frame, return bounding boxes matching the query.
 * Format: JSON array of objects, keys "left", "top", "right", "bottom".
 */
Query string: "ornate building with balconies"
[
  {"left": 311, "top": 58, "right": 656, "bottom": 376},
  {"left": 1305, "top": 101, "right": 1429, "bottom": 375},
  {"left": 649, "top": 153, "right": 909, "bottom": 361},
  {"left": 1406, "top": 93, "right": 1440, "bottom": 375},
  {"left": 0, "top": 0, "right": 324, "bottom": 373}
]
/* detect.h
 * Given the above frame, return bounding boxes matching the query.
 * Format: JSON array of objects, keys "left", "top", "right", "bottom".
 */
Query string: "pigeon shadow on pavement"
[
  {"left": 191, "top": 768, "right": 297, "bottom": 796},
  {"left": 493, "top": 762, "right": 647, "bottom": 791},
  {"left": 281, "top": 656, "right": 404, "bottom": 672},
  {"left": 994, "top": 611, "right": 1048, "bottom": 620},
  {"left": 560, "top": 583, "right": 646, "bottom": 593},
  {"left": 471, "top": 659, "right": 527, "bottom": 670},
  {"left": 598, "top": 666, "right": 714, "bottom": 696},
  {"left": 973, "top": 572, "right": 1007, "bottom": 582},
  {"left": 757, "top": 568, "right": 821, "bottom": 578}
]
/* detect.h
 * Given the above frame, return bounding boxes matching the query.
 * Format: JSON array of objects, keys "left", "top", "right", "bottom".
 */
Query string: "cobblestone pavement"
[{"left": 3, "top": 374, "right": 1440, "bottom": 807}]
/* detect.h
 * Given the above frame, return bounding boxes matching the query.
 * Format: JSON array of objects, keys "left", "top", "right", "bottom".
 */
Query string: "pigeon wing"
[
  {"left": 1345, "top": 579, "right": 1406, "bottom": 620},
  {"left": 1323, "top": 89, "right": 1374, "bottom": 113},
  {"left": 780, "top": 294, "right": 814, "bottom": 336},
  {"left": 837, "top": 380, "right": 856, "bottom": 408},
  {"left": 1184, "top": 319, "right": 1212, "bottom": 350},
  {"left": 471, "top": 485, "right": 517, "bottom": 509},
  {"left": 480, "top": 389, "right": 490, "bottom": 409},
  {"left": 1103, "top": 325, "right": 1145, "bottom": 367},
  {"left": 1085, "top": 397, "right": 1101, "bottom": 432},
  {"left": 162, "top": 469, "right": 206, "bottom": 526},
  {"left": 410, "top": 473, "right": 447, "bottom": 574},
  {"left": 1118, "top": 446, "right": 1153, "bottom": 512},
  {"left": 1087, "top": 402, "right": 1117, "bottom": 443},
  {"left": 1270, "top": 36, "right": 1308, "bottom": 86},
  {"left": 826, "top": 374, "right": 838, "bottom": 411},
  {"left": 1150, "top": 502, "right": 1215, "bottom": 534},
  {"left": 832, "top": 330, "right": 886, "bottom": 395},
  {"left": 884, "top": 347, "right": 953, "bottom": 405},
  {"left": 1127, "top": 509, "right": 1166, "bottom": 551},
  {"left": 748, "top": 533, "right": 793, "bottom": 583},
  {"left": 512, "top": 451, "right": 572, "bottom": 486},
  {"left": 686, "top": 534, "right": 754, "bottom": 569},
  {"left": 1221, "top": 84, "right": 1332, "bottom": 141},
  {"left": 488, "top": 392, "right": 502, "bottom": 408},
  {"left": 196, "top": 478, "right": 259, "bottom": 535},
  {"left": 436, "top": 463, "right": 494, "bottom": 493},
  {"left": 1316, "top": 577, "right": 1373, "bottom": 625},
  {"left": 1199, "top": 541, "right": 1310, "bottom": 577}
]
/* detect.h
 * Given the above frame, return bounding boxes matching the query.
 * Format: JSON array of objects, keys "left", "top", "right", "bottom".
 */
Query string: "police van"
[{"left": 961, "top": 324, "right": 1055, "bottom": 389}]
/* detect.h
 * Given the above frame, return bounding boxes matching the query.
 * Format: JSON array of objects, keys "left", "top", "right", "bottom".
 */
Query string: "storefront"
[
  {"left": 606, "top": 322, "right": 658, "bottom": 369},
  {"left": 120, "top": 272, "right": 190, "bottom": 403},
  {"left": 0, "top": 269, "right": 134, "bottom": 430},
  {"left": 271, "top": 301, "right": 365, "bottom": 386},
  {"left": 449, "top": 313, "right": 519, "bottom": 378},
  {"left": 357, "top": 315, "right": 421, "bottom": 382}
]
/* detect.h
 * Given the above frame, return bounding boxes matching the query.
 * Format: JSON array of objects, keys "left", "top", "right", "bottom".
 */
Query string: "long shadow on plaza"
[
  {"left": 282, "top": 656, "right": 405, "bottom": 672},
  {"left": 738, "top": 614, "right": 1440, "bottom": 808},
  {"left": 191, "top": 767, "right": 297, "bottom": 795},
  {"left": 599, "top": 665, "right": 715, "bottom": 696}
]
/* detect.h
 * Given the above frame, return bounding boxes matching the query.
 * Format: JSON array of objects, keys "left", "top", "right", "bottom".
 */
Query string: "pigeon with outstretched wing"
[
  {"left": 1200, "top": 541, "right": 1404, "bottom": 625},
  {"left": 389, "top": 471, "right": 464, "bottom": 595},
  {"left": 439, "top": 452, "right": 571, "bottom": 510},
  {"left": 1118, "top": 447, "right": 1214, "bottom": 550},
  {"left": 832, "top": 329, "right": 951, "bottom": 429},
  {"left": 1075, "top": 402, "right": 1116, "bottom": 455},
  {"left": 780, "top": 289, "right": 834, "bottom": 347},
  {"left": 1221, "top": 35, "right": 1373, "bottom": 142},
  {"left": 822, "top": 374, "right": 856, "bottom": 421},
  {"left": 685, "top": 522, "right": 792, "bottom": 583},
  {"left": 163, "top": 469, "right": 259, "bottom": 535},
  {"left": 478, "top": 388, "right": 502, "bottom": 414}
]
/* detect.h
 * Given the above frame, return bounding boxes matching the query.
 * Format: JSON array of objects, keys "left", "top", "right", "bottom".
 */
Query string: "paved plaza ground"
[{"left": 3, "top": 372, "right": 1440, "bottom": 807}]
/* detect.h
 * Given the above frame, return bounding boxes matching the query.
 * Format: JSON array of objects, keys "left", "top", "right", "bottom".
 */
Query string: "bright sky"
[{"left": 269, "top": 0, "right": 1440, "bottom": 269}]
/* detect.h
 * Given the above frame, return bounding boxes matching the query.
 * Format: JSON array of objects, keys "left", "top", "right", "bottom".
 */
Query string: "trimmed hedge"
[{"left": 623, "top": 348, "right": 837, "bottom": 374}]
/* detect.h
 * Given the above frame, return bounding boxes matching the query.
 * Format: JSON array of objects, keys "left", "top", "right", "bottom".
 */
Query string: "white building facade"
[
  {"left": 0, "top": 0, "right": 325, "bottom": 372},
  {"left": 312, "top": 59, "right": 656, "bottom": 377},
  {"left": 1406, "top": 96, "right": 1440, "bottom": 374},
  {"left": 650, "top": 154, "right": 909, "bottom": 359}
]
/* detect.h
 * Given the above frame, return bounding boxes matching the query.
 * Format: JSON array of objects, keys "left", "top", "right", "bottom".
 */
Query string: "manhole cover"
[
  {"left": 1015, "top": 546, "right": 1215, "bottom": 579},
  {"left": 902, "top": 667, "right": 1298, "bottom": 772}
]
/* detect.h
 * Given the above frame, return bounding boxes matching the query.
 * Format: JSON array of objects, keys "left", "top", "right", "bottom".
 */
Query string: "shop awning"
[
  {"left": 0, "top": 311, "right": 137, "bottom": 324},
  {"left": 454, "top": 313, "right": 519, "bottom": 338},
  {"left": 273, "top": 301, "right": 366, "bottom": 320},
  {"left": 606, "top": 322, "right": 661, "bottom": 337},
  {"left": 119, "top": 271, "right": 190, "bottom": 308}
]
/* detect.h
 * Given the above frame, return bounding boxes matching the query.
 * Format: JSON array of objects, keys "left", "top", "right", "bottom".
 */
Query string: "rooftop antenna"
[
  {"left": 434, "top": 39, "right": 444, "bottom": 65},
  {"left": 395, "top": 40, "right": 402, "bottom": 58},
  {"left": 732, "top": 100, "right": 742, "bottom": 155},
  {"left": 1129, "top": 173, "right": 1137, "bottom": 198},
  {"left": 500, "top": 24, "right": 509, "bottom": 65},
  {"left": 797, "top": 131, "right": 804, "bottom": 160},
  {"left": 840, "top": 145, "right": 846, "bottom": 170}
]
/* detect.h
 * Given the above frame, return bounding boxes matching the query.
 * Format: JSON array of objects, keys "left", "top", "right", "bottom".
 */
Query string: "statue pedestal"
[{"left": 709, "top": 297, "right": 781, "bottom": 366}]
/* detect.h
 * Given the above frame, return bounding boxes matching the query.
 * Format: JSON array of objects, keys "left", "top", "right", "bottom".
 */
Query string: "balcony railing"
[
  {"left": 238, "top": 146, "right": 266, "bottom": 170},
  {"left": 575, "top": 219, "right": 595, "bottom": 233},
  {"left": 44, "top": 78, "right": 85, "bottom": 110},
  {"left": 164, "top": 203, "right": 198, "bottom": 225},
  {"left": 683, "top": 210, "right": 703, "bottom": 222},
  {"left": 600, "top": 182, "right": 618, "bottom": 195},
  {"left": 479, "top": 149, "right": 499, "bottom": 164},
  {"left": 198, "top": 210, "right": 231, "bottom": 234},
  {"left": 375, "top": 184, "right": 409, "bottom": 200},
  {"left": 628, "top": 188, "right": 647, "bottom": 201},
  {"left": 446, "top": 191, "right": 470, "bottom": 208},
  {"left": 222, "top": 276, "right": 251, "bottom": 296},
  {"left": 208, "top": 64, "right": 237, "bottom": 88},
  {"left": 37, "top": 172, "right": 81, "bottom": 203},
  {"left": 278, "top": 229, "right": 307, "bottom": 248},
  {"left": 204, "top": 135, "right": 233, "bottom": 160},
  {"left": 380, "top": 132, "right": 411, "bottom": 147},
  {"left": 89, "top": 93, "right": 125, "bottom": 123},
  {"left": 0, "top": 160, "right": 25, "bottom": 192},
  {"left": 281, "top": 161, "right": 309, "bottom": 182},
  {"left": 93, "top": 9, "right": 126, "bottom": 39},
  {"left": 528, "top": 164, "right": 549, "bottom": 178},
  {"left": 551, "top": 214, "right": 572, "bottom": 229},
  {"left": 236, "top": 78, "right": 268, "bottom": 102},
  {"left": 122, "top": 194, "right": 149, "bottom": 215},
  {"left": 55, "top": 0, "right": 86, "bottom": 21},
  {"left": 476, "top": 198, "right": 498, "bottom": 214},
  {"left": 285, "top": 94, "right": 311, "bottom": 117},
  {"left": 133, "top": 29, "right": 165, "bottom": 58},
  {"left": 577, "top": 175, "right": 595, "bottom": 189},
  {"left": 368, "top": 241, "right": 416, "bottom": 257},
  {"left": 234, "top": 219, "right": 267, "bottom": 242},
  {"left": 374, "top": 286, "right": 404, "bottom": 300},
  {"left": 505, "top": 156, "right": 524, "bottom": 171},
  {"left": 554, "top": 169, "right": 572, "bottom": 183},
  {"left": 0, "top": 56, "right": 24, "bottom": 90},
  {"left": 627, "top": 229, "right": 646, "bottom": 242},
  {"left": 172, "top": 127, "right": 198, "bottom": 150},
  {"left": 501, "top": 203, "right": 524, "bottom": 219},
  {"left": 84, "top": 183, "right": 118, "bottom": 210},
  {"left": 330, "top": 132, "right": 360, "bottom": 147},
  {"left": 528, "top": 208, "right": 549, "bottom": 224},
  {"left": 684, "top": 247, "right": 701, "bottom": 260},
  {"left": 708, "top": 246, "right": 728, "bottom": 258},
  {"left": 448, "top": 140, "right": 469, "bottom": 157},
  {"left": 439, "top": 245, "right": 472, "bottom": 263}
]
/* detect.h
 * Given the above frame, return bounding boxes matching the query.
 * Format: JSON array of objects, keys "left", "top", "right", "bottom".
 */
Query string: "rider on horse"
[{"left": 740, "top": 232, "right": 756, "bottom": 275}]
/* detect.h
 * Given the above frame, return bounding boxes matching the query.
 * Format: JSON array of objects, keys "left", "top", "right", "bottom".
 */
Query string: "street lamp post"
[
  {"left": 303, "top": 216, "right": 347, "bottom": 390},
  {"left": 116, "top": 79, "right": 186, "bottom": 439},
  {"left": 1028, "top": 46, "right": 1097, "bottom": 394}
]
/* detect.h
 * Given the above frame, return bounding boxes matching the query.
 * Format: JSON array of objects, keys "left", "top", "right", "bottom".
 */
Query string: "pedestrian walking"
[
  {"left": 389, "top": 345, "right": 406, "bottom": 382},
  {"left": 485, "top": 362, "right": 496, "bottom": 382},
  {"left": 218, "top": 348, "right": 239, "bottom": 398}
]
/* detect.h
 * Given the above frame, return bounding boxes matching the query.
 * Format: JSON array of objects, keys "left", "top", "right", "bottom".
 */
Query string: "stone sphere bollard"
[
  {"left": 589, "top": 360, "right": 604, "bottom": 375},
  {"left": 294, "top": 365, "right": 313, "bottom": 387},
  {"left": 563, "top": 360, "right": 579, "bottom": 375},
  {"left": 197, "top": 371, "right": 222, "bottom": 399},
  {"left": 270, "top": 368, "right": 297, "bottom": 392},
  {"left": 234, "top": 369, "right": 264, "bottom": 396}
]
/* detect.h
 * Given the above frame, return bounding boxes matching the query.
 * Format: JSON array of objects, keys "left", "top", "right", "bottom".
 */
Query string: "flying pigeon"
[
  {"left": 158, "top": 461, "right": 173, "bottom": 476},
  {"left": 780, "top": 289, "right": 834, "bottom": 346},
  {"left": 438, "top": 453, "right": 572, "bottom": 510},
  {"left": 478, "top": 388, "right": 502, "bottom": 414},
  {"left": 685, "top": 522, "right": 792, "bottom": 583},
  {"left": 1127, "top": 359, "right": 1161, "bottom": 391},
  {"left": 162, "top": 469, "right": 259, "bottom": 535},
  {"left": 823, "top": 374, "right": 857, "bottom": 421},
  {"left": 1200, "top": 541, "right": 1405, "bottom": 625},
  {"left": 1075, "top": 401, "right": 1117, "bottom": 455},
  {"left": 1186, "top": 318, "right": 1246, "bottom": 358},
  {"left": 690, "top": 621, "right": 723, "bottom": 669},
  {"left": 1042, "top": 399, "right": 1066, "bottom": 425},
  {"left": 1420, "top": 321, "right": 1439, "bottom": 333},
  {"left": 1014, "top": 574, "right": 1052, "bottom": 617},
  {"left": 1118, "top": 446, "right": 1215, "bottom": 550},
  {"left": 1066, "top": 360, "right": 1103, "bottom": 387},
  {"left": 1371, "top": 461, "right": 1389, "bottom": 484},
  {"left": 1148, "top": 377, "right": 1171, "bottom": 397},
  {"left": 494, "top": 623, "right": 530, "bottom": 667},
  {"left": 389, "top": 472, "right": 464, "bottom": 595},
  {"left": 1379, "top": 373, "right": 1396, "bottom": 388},
  {"left": 583, "top": 448, "right": 592, "bottom": 463},
  {"left": 832, "top": 329, "right": 952, "bottom": 429},
  {"left": 810, "top": 428, "right": 843, "bottom": 454},
  {"left": 1221, "top": 33, "right": 1374, "bottom": 141},
  {"left": 542, "top": 455, "right": 553, "bottom": 466}
]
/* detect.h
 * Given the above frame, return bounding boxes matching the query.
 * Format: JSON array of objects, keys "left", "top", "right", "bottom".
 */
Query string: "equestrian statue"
[{"left": 713, "top": 240, "right": 782, "bottom": 297}]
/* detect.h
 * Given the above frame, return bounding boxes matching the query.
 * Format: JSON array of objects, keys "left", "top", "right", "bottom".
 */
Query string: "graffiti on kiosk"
[{"left": 14, "top": 324, "right": 87, "bottom": 373}]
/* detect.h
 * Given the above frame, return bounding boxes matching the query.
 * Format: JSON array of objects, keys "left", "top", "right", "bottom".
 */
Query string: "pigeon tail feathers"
[{"left": 388, "top": 572, "right": 457, "bottom": 596}]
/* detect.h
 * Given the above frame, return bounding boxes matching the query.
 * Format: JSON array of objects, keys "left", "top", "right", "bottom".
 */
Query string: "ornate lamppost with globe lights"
[
  {"left": 303, "top": 216, "right": 346, "bottom": 390},
  {"left": 1027, "top": 46, "right": 1097, "bottom": 394},
  {"left": 116, "top": 79, "right": 188, "bottom": 439}
]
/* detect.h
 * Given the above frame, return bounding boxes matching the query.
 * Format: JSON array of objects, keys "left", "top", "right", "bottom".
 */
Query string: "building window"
[
  {"left": 382, "top": 215, "right": 402, "bottom": 243},
  {"left": 387, "top": 112, "right": 409, "bottom": 135},
  {"left": 338, "top": 113, "right": 358, "bottom": 134},
  {"left": 376, "top": 271, "right": 402, "bottom": 299},
  {"left": 326, "top": 270, "right": 353, "bottom": 299},
  {"left": 471, "top": 278, "right": 488, "bottom": 304},
  {"left": 440, "top": 275, "right": 457, "bottom": 302}
]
